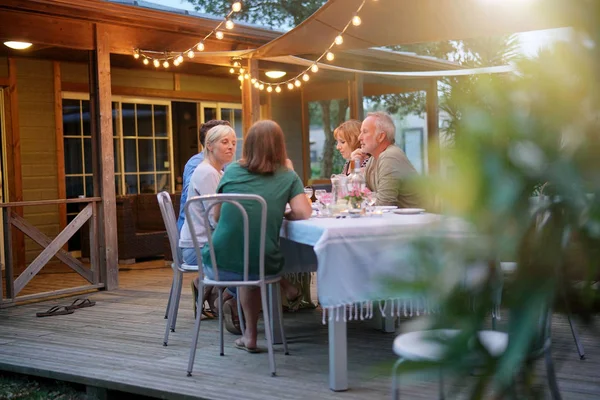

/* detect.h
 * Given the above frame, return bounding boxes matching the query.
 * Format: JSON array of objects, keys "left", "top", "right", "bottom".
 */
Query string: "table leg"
[
  {"left": 370, "top": 301, "right": 396, "bottom": 333},
  {"left": 328, "top": 308, "right": 348, "bottom": 392},
  {"left": 268, "top": 283, "right": 283, "bottom": 344}
]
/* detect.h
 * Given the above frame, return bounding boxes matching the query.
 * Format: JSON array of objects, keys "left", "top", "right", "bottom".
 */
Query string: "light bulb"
[
  {"left": 254, "top": 82, "right": 260, "bottom": 88},
  {"left": 187, "top": 50, "right": 195, "bottom": 58},
  {"left": 230, "top": 67, "right": 235, "bottom": 74},
  {"left": 335, "top": 35, "right": 343, "bottom": 45},
  {"left": 259, "top": 83, "right": 264, "bottom": 90},
  {"left": 352, "top": 15, "right": 362, "bottom": 26},
  {"left": 251, "top": 78, "right": 257, "bottom": 84},
  {"left": 233, "top": 61, "right": 240, "bottom": 67},
  {"left": 173, "top": 59, "right": 180, "bottom": 66},
  {"left": 302, "top": 74, "right": 309, "bottom": 81},
  {"left": 163, "top": 60, "right": 169, "bottom": 68},
  {"left": 153, "top": 59, "right": 160, "bottom": 68},
  {"left": 232, "top": 1, "right": 242, "bottom": 12},
  {"left": 133, "top": 52, "right": 140, "bottom": 59},
  {"left": 143, "top": 58, "right": 149, "bottom": 65},
  {"left": 215, "top": 31, "right": 224, "bottom": 40},
  {"left": 244, "top": 73, "right": 249, "bottom": 79},
  {"left": 326, "top": 52, "right": 334, "bottom": 61},
  {"left": 225, "top": 19, "right": 234, "bottom": 30},
  {"left": 287, "top": 83, "right": 294, "bottom": 90},
  {"left": 238, "top": 75, "right": 244, "bottom": 81},
  {"left": 294, "top": 80, "right": 301, "bottom": 87},
  {"left": 239, "top": 67, "right": 245, "bottom": 74},
  {"left": 275, "top": 86, "right": 281, "bottom": 93},
  {"left": 311, "top": 64, "right": 319, "bottom": 73},
  {"left": 197, "top": 42, "right": 205, "bottom": 51},
  {"left": 267, "top": 86, "right": 273, "bottom": 93},
  {"left": 176, "top": 55, "right": 184, "bottom": 64}
]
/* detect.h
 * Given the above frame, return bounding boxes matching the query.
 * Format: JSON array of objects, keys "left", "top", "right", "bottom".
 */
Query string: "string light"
[
  {"left": 230, "top": 68, "right": 235, "bottom": 74},
  {"left": 134, "top": 2, "right": 242, "bottom": 67},
  {"left": 231, "top": 0, "right": 369, "bottom": 92},
  {"left": 239, "top": 67, "right": 245, "bottom": 74}
]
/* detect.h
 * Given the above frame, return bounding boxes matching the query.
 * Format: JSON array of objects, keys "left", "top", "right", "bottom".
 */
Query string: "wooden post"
[
  {"left": 90, "top": 24, "right": 118, "bottom": 290},
  {"left": 300, "top": 88, "right": 310, "bottom": 184},
  {"left": 6, "top": 58, "right": 25, "bottom": 272},
  {"left": 53, "top": 62, "right": 67, "bottom": 232},
  {"left": 348, "top": 74, "right": 364, "bottom": 121},
  {"left": 426, "top": 78, "right": 439, "bottom": 175},
  {"left": 241, "top": 59, "right": 260, "bottom": 135}
]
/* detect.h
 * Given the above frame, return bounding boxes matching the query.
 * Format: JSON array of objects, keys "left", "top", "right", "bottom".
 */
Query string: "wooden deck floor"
[{"left": 0, "top": 265, "right": 599, "bottom": 399}]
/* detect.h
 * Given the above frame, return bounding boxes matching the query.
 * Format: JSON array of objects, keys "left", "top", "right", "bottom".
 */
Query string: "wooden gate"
[{"left": 0, "top": 197, "right": 103, "bottom": 307}]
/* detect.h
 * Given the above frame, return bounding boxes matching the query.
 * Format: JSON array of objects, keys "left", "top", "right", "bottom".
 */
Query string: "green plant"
[{"left": 390, "top": 1, "right": 600, "bottom": 397}]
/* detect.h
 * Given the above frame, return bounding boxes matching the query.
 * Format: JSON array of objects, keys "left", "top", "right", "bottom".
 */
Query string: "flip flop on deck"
[
  {"left": 65, "top": 298, "right": 96, "bottom": 311},
  {"left": 36, "top": 305, "right": 74, "bottom": 318},
  {"left": 234, "top": 338, "right": 262, "bottom": 353}
]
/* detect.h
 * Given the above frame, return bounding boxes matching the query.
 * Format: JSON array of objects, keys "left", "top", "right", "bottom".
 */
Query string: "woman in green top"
[{"left": 202, "top": 120, "right": 312, "bottom": 352}]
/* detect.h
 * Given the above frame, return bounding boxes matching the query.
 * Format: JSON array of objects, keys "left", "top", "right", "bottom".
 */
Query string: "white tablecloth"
[{"left": 280, "top": 213, "right": 470, "bottom": 312}]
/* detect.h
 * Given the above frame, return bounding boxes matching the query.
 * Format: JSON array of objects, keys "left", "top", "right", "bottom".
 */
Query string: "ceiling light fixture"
[
  {"left": 4, "top": 41, "right": 32, "bottom": 50},
  {"left": 265, "top": 70, "right": 287, "bottom": 79}
]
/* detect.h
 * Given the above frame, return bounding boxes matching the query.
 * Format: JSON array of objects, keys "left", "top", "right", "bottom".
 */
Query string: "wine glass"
[
  {"left": 366, "top": 191, "right": 377, "bottom": 215},
  {"left": 314, "top": 189, "right": 326, "bottom": 203},
  {"left": 304, "top": 186, "right": 314, "bottom": 201}
]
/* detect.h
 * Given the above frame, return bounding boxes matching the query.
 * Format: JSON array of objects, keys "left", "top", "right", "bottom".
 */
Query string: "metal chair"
[
  {"left": 185, "top": 194, "right": 288, "bottom": 377},
  {"left": 390, "top": 308, "right": 561, "bottom": 400},
  {"left": 157, "top": 191, "right": 199, "bottom": 346}
]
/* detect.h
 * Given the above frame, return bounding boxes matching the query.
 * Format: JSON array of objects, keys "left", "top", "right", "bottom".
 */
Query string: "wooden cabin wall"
[
  {"left": 270, "top": 91, "right": 305, "bottom": 181},
  {"left": 15, "top": 59, "right": 60, "bottom": 265},
  {"left": 0, "top": 57, "right": 8, "bottom": 78}
]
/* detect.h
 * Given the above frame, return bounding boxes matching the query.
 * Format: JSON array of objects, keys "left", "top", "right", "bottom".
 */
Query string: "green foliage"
[
  {"left": 0, "top": 372, "right": 85, "bottom": 400},
  {"left": 185, "top": 0, "right": 326, "bottom": 28},
  {"left": 389, "top": 1, "right": 600, "bottom": 396}
]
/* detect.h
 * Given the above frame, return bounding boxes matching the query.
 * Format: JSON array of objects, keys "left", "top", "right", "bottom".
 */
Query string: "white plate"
[
  {"left": 374, "top": 206, "right": 398, "bottom": 211},
  {"left": 394, "top": 208, "right": 425, "bottom": 215}
]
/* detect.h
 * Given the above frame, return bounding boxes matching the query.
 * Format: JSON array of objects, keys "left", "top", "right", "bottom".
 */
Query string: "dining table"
[{"left": 275, "top": 209, "right": 469, "bottom": 391}]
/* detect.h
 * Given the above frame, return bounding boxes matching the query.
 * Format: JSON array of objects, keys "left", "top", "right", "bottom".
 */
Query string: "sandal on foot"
[
  {"left": 223, "top": 301, "right": 242, "bottom": 335},
  {"left": 66, "top": 298, "right": 96, "bottom": 311},
  {"left": 234, "top": 338, "right": 261, "bottom": 353},
  {"left": 286, "top": 293, "right": 304, "bottom": 313},
  {"left": 36, "top": 305, "right": 74, "bottom": 318}
]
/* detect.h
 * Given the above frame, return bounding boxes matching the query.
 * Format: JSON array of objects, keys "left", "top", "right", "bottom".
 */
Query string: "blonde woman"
[{"left": 334, "top": 119, "right": 370, "bottom": 175}]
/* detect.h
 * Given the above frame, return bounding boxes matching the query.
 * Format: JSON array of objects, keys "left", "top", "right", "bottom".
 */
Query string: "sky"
[{"left": 154, "top": 0, "right": 569, "bottom": 58}]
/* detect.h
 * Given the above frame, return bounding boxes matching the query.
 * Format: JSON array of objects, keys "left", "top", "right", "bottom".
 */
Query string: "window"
[
  {"left": 119, "top": 101, "right": 172, "bottom": 194},
  {"left": 400, "top": 128, "right": 425, "bottom": 174},
  {"left": 62, "top": 94, "right": 174, "bottom": 198}
]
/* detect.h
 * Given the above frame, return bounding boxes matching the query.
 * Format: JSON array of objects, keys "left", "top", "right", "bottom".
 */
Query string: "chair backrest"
[
  {"left": 184, "top": 194, "right": 267, "bottom": 282},
  {"left": 157, "top": 191, "right": 183, "bottom": 267}
]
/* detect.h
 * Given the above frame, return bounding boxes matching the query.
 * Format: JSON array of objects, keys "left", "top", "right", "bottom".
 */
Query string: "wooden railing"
[{"left": 0, "top": 198, "right": 103, "bottom": 307}]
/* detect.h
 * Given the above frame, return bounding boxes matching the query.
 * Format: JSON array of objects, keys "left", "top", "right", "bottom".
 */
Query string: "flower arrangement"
[{"left": 344, "top": 187, "right": 371, "bottom": 209}]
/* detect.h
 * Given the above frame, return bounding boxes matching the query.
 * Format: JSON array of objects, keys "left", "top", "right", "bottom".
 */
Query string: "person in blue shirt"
[{"left": 177, "top": 119, "right": 231, "bottom": 232}]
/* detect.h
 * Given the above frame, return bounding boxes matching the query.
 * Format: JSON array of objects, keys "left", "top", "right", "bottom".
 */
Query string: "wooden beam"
[
  {"left": 91, "top": 24, "right": 118, "bottom": 290},
  {"left": 61, "top": 82, "right": 241, "bottom": 103},
  {"left": 173, "top": 73, "right": 180, "bottom": 91},
  {"left": 0, "top": 10, "right": 94, "bottom": 50},
  {"left": 241, "top": 59, "right": 260, "bottom": 136},
  {"left": 425, "top": 79, "right": 439, "bottom": 175},
  {"left": 6, "top": 58, "right": 25, "bottom": 272},
  {"left": 348, "top": 74, "right": 364, "bottom": 121},
  {"left": 0, "top": 77, "right": 8, "bottom": 87},
  {"left": 53, "top": 62, "right": 67, "bottom": 232},
  {"left": 300, "top": 88, "right": 310, "bottom": 184}
]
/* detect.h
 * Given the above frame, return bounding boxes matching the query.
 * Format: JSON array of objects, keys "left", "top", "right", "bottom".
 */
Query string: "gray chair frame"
[
  {"left": 157, "top": 191, "right": 199, "bottom": 346},
  {"left": 184, "top": 194, "right": 288, "bottom": 377}
]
